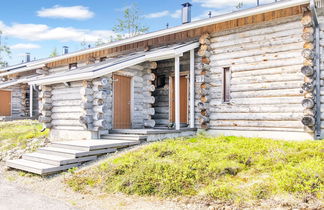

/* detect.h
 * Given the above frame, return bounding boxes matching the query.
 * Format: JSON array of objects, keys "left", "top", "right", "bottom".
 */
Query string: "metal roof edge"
[{"left": 1, "top": 0, "right": 309, "bottom": 74}]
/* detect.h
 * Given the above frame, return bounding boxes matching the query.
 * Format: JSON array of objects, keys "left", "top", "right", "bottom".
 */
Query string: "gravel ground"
[
  {"left": 0, "top": 174, "right": 74, "bottom": 210},
  {"left": 1, "top": 145, "right": 323, "bottom": 210}
]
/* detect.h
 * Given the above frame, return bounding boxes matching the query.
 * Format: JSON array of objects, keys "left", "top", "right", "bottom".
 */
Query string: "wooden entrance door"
[
  {"left": 170, "top": 76, "right": 188, "bottom": 123},
  {"left": 113, "top": 74, "right": 132, "bottom": 129},
  {"left": 0, "top": 90, "right": 11, "bottom": 116}
]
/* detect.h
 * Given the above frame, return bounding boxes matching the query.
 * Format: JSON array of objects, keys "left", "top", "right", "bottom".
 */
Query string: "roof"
[
  {"left": 27, "top": 41, "right": 199, "bottom": 85},
  {"left": 0, "top": 0, "right": 309, "bottom": 77}
]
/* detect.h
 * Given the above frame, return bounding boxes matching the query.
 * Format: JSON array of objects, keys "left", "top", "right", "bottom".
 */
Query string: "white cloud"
[
  {"left": 37, "top": 5, "right": 94, "bottom": 20},
  {"left": 170, "top": 10, "right": 182, "bottom": 19},
  {"left": 0, "top": 21, "right": 116, "bottom": 43},
  {"left": 193, "top": 0, "right": 274, "bottom": 8},
  {"left": 144, "top": 10, "right": 170, "bottom": 18},
  {"left": 143, "top": 9, "right": 182, "bottom": 19},
  {"left": 10, "top": 43, "right": 41, "bottom": 49}
]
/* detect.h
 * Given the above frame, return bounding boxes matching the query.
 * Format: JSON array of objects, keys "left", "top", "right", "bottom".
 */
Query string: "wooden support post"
[
  {"left": 29, "top": 85, "right": 33, "bottom": 117},
  {"left": 190, "top": 49, "right": 195, "bottom": 128},
  {"left": 175, "top": 55, "right": 180, "bottom": 130}
]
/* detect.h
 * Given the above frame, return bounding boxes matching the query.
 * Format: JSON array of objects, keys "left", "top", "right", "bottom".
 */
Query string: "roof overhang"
[
  {"left": 28, "top": 42, "right": 199, "bottom": 86},
  {"left": 0, "top": 64, "right": 45, "bottom": 77},
  {"left": 0, "top": 0, "right": 309, "bottom": 76}
]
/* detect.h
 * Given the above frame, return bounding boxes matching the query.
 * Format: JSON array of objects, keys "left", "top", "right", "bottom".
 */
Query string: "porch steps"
[
  {"left": 110, "top": 128, "right": 196, "bottom": 135},
  {"left": 23, "top": 153, "right": 97, "bottom": 166},
  {"left": 101, "top": 134, "right": 147, "bottom": 141},
  {"left": 6, "top": 159, "right": 80, "bottom": 175},
  {"left": 6, "top": 140, "right": 140, "bottom": 175}
]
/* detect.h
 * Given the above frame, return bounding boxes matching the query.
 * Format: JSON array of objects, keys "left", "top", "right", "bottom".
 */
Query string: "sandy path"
[{"left": 0, "top": 175, "right": 74, "bottom": 210}]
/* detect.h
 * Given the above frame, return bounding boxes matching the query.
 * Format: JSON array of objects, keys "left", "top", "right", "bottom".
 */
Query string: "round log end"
[{"left": 301, "top": 115, "right": 315, "bottom": 126}]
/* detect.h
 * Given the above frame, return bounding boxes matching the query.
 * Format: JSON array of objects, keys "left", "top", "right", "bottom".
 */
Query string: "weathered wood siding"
[
  {"left": 10, "top": 84, "right": 27, "bottom": 117},
  {"left": 207, "top": 16, "right": 306, "bottom": 132},
  {"left": 318, "top": 15, "right": 324, "bottom": 138},
  {"left": 51, "top": 82, "right": 84, "bottom": 130}
]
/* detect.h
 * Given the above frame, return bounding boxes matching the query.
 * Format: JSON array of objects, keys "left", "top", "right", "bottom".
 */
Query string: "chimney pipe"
[
  {"left": 182, "top": 2, "right": 192, "bottom": 24},
  {"left": 26, "top": 53, "right": 31, "bottom": 62},
  {"left": 63, "top": 46, "right": 69, "bottom": 55}
]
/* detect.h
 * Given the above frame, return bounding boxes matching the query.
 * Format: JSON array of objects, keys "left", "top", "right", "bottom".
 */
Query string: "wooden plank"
[
  {"left": 0, "top": 90, "right": 11, "bottom": 116},
  {"left": 113, "top": 74, "right": 131, "bottom": 129},
  {"left": 170, "top": 75, "right": 188, "bottom": 123}
]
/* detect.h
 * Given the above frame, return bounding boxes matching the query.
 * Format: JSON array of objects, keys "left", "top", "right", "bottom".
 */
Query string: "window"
[
  {"left": 69, "top": 63, "right": 77, "bottom": 70},
  {"left": 222, "top": 67, "right": 231, "bottom": 103},
  {"left": 100, "top": 57, "right": 107, "bottom": 62}
]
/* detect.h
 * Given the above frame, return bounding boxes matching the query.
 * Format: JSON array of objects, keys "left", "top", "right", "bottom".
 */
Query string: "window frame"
[
  {"left": 222, "top": 67, "right": 231, "bottom": 103},
  {"left": 69, "top": 63, "right": 78, "bottom": 70}
]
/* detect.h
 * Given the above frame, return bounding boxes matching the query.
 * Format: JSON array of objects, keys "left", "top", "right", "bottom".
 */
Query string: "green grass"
[
  {"left": 65, "top": 135, "right": 324, "bottom": 203},
  {"left": 0, "top": 120, "right": 49, "bottom": 152}
]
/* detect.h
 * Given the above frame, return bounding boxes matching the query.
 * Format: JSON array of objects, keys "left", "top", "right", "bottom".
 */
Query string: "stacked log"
[
  {"left": 36, "top": 66, "right": 49, "bottom": 75},
  {"left": 142, "top": 62, "right": 157, "bottom": 128},
  {"left": 38, "top": 86, "right": 52, "bottom": 128},
  {"left": 79, "top": 81, "right": 94, "bottom": 130},
  {"left": 197, "top": 32, "right": 211, "bottom": 129},
  {"left": 79, "top": 77, "right": 112, "bottom": 132},
  {"left": 301, "top": 8, "right": 316, "bottom": 131},
  {"left": 20, "top": 84, "right": 28, "bottom": 116}
]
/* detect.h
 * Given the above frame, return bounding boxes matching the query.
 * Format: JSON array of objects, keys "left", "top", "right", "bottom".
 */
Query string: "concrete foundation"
[
  {"left": 206, "top": 129, "right": 314, "bottom": 141},
  {"left": 50, "top": 130, "right": 99, "bottom": 141}
]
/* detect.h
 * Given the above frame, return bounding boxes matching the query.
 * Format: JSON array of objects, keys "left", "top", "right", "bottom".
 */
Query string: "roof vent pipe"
[
  {"left": 63, "top": 46, "right": 69, "bottom": 55},
  {"left": 182, "top": 2, "right": 192, "bottom": 24},
  {"left": 26, "top": 53, "right": 31, "bottom": 62}
]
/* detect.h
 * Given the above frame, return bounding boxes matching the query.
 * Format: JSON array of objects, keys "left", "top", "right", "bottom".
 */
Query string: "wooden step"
[
  {"left": 110, "top": 128, "right": 196, "bottom": 135},
  {"left": 38, "top": 146, "right": 117, "bottom": 158},
  {"left": 6, "top": 159, "right": 79, "bottom": 175},
  {"left": 23, "top": 152, "right": 97, "bottom": 166},
  {"left": 101, "top": 134, "right": 147, "bottom": 141},
  {"left": 51, "top": 140, "right": 140, "bottom": 151}
]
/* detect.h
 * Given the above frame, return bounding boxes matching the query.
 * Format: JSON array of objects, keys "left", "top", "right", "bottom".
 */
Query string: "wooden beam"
[
  {"left": 175, "top": 56, "right": 180, "bottom": 130},
  {"left": 189, "top": 49, "right": 195, "bottom": 128}
]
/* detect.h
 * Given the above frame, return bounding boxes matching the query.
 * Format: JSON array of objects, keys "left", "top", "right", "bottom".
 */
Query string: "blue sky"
[{"left": 0, "top": 0, "right": 274, "bottom": 65}]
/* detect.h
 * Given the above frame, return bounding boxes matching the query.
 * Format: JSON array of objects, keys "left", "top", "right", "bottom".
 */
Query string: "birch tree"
[
  {"left": 113, "top": 4, "right": 149, "bottom": 39},
  {"left": 0, "top": 31, "right": 10, "bottom": 67}
]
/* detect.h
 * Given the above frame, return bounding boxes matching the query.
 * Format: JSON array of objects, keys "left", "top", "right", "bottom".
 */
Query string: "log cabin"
[
  {"left": 1, "top": 0, "right": 324, "bottom": 141},
  {"left": 0, "top": 56, "right": 41, "bottom": 120}
]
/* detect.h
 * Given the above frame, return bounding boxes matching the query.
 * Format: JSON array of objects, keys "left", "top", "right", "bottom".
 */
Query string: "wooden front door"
[
  {"left": 113, "top": 74, "right": 132, "bottom": 129},
  {"left": 0, "top": 90, "right": 11, "bottom": 116},
  {"left": 170, "top": 76, "right": 188, "bottom": 123}
]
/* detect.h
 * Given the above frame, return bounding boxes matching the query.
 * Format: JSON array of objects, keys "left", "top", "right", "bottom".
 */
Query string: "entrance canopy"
[{"left": 28, "top": 42, "right": 199, "bottom": 86}]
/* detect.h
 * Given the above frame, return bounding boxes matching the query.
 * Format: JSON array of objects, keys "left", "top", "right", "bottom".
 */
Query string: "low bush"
[{"left": 66, "top": 135, "right": 324, "bottom": 202}]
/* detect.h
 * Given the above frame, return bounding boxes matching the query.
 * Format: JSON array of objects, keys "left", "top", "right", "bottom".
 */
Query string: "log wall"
[
  {"left": 318, "top": 15, "right": 324, "bottom": 137},
  {"left": 10, "top": 84, "right": 28, "bottom": 117},
  {"left": 207, "top": 15, "right": 307, "bottom": 133}
]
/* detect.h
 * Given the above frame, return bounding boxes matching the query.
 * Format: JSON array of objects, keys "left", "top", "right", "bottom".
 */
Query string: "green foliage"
[
  {"left": 0, "top": 120, "right": 49, "bottom": 152},
  {"left": 113, "top": 4, "right": 149, "bottom": 39},
  {"left": 49, "top": 48, "right": 58, "bottom": 57},
  {"left": 0, "top": 31, "right": 11, "bottom": 67},
  {"left": 66, "top": 136, "right": 324, "bottom": 202}
]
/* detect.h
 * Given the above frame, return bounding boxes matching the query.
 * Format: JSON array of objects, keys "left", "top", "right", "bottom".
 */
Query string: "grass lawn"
[
  {"left": 0, "top": 120, "right": 49, "bottom": 153},
  {"left": 66, "top": 135, "right": 324, "bottom": 204}
]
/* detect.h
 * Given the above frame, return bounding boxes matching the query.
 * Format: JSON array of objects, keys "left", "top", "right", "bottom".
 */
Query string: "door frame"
[
  {"left": 112, "top": 73, "right": 134, "bottom": 129},
  {"left": 0, "top": 89, "right": 12, "bottom": 117},
  {"left": 168, "top": 71, "right": 189, "bottom": 124}
]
